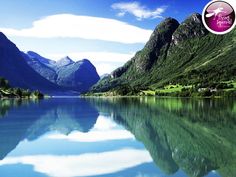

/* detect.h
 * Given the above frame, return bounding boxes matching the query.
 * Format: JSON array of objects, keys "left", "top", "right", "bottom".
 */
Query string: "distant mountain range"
[
  {"left": 0, "top": 32, "right": 62, "bottom": 94},
  {"left": 0, "top": 32, "right": 100, "bottom": 95},
  {"left": 22, "top": 51, "right": 100, "bottom": 93},
  {"left": 91, "top": 13, "right": 236, "bottom": 94}
]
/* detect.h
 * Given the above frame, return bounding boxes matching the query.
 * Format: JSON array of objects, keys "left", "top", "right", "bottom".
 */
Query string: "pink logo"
[{"left": 202, "top": 1, "right": 235, "bottom": 34}]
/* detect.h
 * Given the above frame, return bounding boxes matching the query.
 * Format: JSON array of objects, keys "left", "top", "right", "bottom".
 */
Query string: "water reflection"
[
  {"left": 89, "top": 97, "right": 236, "bottom": 177},
  {"left": 0, "top": 149, "right": 152, "bottom": 177},
  {"left": 0, "top": 98, "right": 98, "bottom": 160},
  {"left": 0, "top": 97, "right": 235, "bottom": 177},
  {"left": 0, "top": 99, "right": 26, "bottom": 117}
]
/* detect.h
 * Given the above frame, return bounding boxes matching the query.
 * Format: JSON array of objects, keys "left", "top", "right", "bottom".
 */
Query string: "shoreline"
[{"left": 80, "top": 95, "right": 229, "bottom": 99}]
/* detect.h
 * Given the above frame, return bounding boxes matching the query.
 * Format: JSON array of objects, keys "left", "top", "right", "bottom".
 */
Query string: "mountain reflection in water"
[{"left": 0, "top": 97, "right": 235, "bottom": 177}]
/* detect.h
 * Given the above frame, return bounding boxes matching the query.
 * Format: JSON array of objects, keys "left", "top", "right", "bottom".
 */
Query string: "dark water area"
[{"left": 0, "top": 97, "right": 235, "bottom": 177}]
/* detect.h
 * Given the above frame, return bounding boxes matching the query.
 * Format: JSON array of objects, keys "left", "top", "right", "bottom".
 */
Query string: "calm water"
[{"left": 0, "top": 97, "right": 235, "bottom": 177}]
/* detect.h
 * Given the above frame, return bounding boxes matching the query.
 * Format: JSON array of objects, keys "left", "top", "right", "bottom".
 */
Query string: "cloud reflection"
[
  {"left": 0, "top": 149, "right": 152, "bottom": 177},
  {"left": 46, "top": 116, "right": 135, "bottom": 142}
]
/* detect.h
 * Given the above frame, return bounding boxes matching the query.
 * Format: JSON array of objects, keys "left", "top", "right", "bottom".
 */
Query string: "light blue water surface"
[{"left": 0, "top": 97, "right": 235, "bottom": 177}]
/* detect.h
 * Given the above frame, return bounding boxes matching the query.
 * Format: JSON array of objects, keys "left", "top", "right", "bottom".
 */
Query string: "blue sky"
[{"left": 0, "top": 0, "right": 212, "bottom": 75}]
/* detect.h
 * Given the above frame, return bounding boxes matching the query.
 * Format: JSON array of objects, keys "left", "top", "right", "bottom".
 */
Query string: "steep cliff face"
[
  {"left": 170, "top": 13, "right": 208, "bottom": 46},
  {"left": 91, "top": 13, "right": 236, "bottom": 93},
  {"left": 111, "top": 18, "right": 179, "bottom": 78},
  {"left": 134, "top": 18, "right": 179, "bottom": 72}
]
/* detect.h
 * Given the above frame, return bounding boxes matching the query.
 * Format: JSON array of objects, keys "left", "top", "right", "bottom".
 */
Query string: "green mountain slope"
[{"left": 91, "top": 13, "right": 236, "bottom": 95}]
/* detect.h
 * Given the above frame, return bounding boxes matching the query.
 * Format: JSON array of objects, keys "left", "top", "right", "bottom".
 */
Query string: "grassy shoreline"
[
  {"left": 81, "top": 94, "right": 230, "bottom": 99},
  {"left": 85, "top": 81, "right": 236, "bottom": 98}
]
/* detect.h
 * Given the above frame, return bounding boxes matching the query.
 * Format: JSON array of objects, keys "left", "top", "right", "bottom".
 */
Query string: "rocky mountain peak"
[
  {"left": 56, "top": 56, "right": 74, "bottom": 67},
  {"left": 156, "top": 17, "right": 179, "bottom": 31},
  {"left": 189, "top": 13, "right": 202, "bottom": 23},
  {"left": 62, "top": 56, "right": 73, "bottom": 62},
  {"left": 134, "top": 17, "right": 179, "bottom": 72},
  {"left": 147, "top": 17, "right": 180, "bottom": 47},
  {"left": 26, "top": 51, "right": 56, "bottom": 67},
  {"left": 80, "top": 58, "right": 91, "bottom": 63},
  {"left": 74, "top": 59, "right": 94, "bottom": 68},
  {"left": 171, "top": 13, "right": 208, "bottom": 45}
]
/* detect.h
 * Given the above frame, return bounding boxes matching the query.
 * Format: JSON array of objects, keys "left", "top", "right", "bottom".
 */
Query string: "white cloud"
[
  {"left": 47, "top": 129, "right": 134, "bottom": 142},
  {"left": 47, "top": 51, "right": 135, "bottom": 75},
  {"left": 0, "top": 14, "right": 152, "bottom": 44},
  {"left": 47, "top": 116, "right": 135, "bottom": 142},
  {"left": 112, "top": 2, "right": 167, "bottom": 20},
  {"left": 0, "top": 149, "right": 152, "bottom": 177},
  {"left": 95, "top": 63, "right": 117, "bottom": 76},
  {"left": 48, "top": 51, "right": 134, "bottom": 63},
  {"left": 93, "top": 115, "right": 120, "bottom": 130}
]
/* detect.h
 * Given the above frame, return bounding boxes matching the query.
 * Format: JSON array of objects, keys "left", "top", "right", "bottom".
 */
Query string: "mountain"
[
  {"left": 23, "top": 52, "right": 100, "bottom": 93},
  {"left": 26, "top": 51, "right": 56, "bottom": 67},
  {"left": 100, "top": 73, "right": 110, "bottom": 80},
  {"left": 21, "top": 52, "right": 58, "bottom": 83},
  {"left": 56, "top": 59, "right": 100, "bottom": 92},
  {"left": 0, "top": 32, "right": 63, "bottom": 94},
  {"left": 91, "top": 13, "right": 236, "bottom": 94},
  {"left": 55, "top": 56, "right": 74, "bottom": 68}
]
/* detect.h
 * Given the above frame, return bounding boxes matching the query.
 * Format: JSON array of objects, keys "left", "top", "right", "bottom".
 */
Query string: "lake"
[{"left": 0, "top": 97, "right": 235, "bottom": 177}]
